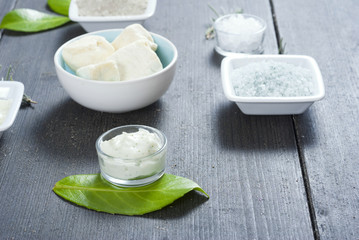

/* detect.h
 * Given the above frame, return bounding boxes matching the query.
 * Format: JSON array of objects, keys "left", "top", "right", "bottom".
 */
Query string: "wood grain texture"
[
  {"left": 0, "top": 0, "right": 314, "bottom": 239},
  {"left": 272, "top": 0, "right": 359, "bottom": 239}
]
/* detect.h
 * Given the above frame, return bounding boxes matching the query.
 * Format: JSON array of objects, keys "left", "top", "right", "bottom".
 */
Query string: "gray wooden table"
[{"left": 0, "top": 0, "right": 358, "bottom": 239}]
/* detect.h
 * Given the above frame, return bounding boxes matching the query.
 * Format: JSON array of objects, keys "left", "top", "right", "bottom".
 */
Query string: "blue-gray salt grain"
[{"left": 231, "top": 61, "right": 314, "bottom": 97}]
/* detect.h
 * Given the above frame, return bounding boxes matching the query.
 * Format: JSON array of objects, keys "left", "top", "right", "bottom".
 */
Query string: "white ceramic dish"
[
  {"left": 0, "top": 81, "right": 24, "bottom": 137},
  {"left": 54, "top": 29, "right": 177, "bottom": 113},
  {"left": 221, "top": 55, "right": 325, "bottom": 115},
  {"left": 69, "top": 0, "right": 157, "bottom": 32}
]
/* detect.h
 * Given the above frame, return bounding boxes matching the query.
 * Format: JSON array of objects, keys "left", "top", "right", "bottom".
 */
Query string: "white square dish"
[
  {"left": 0, "top": 81, "right": 24, "bottom": 138},
  {"left": 69, "top": 0, "right": 157, "bottom": 32},
  {"left": 221, "top": 55, "right": 325, "bottom": 115}
]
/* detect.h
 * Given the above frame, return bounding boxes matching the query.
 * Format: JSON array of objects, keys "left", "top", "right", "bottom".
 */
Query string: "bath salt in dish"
[
  {"left": 231, "top": 60, "right": 314, "bottom": 97},
  {"left": 76, "top": 0, "right": 148, "bottom": 16},
  {"left": 216, "top": 14, "right": 263, "bottom": 35},
  {"left": 214, "top": 13, "right": 266, "bottom": 55},
  {"left": 221, "top": 55, "right": 325, "bottom": 115},
  {"left": 96, "top": 125, "right": 167, "bottom": 187}
]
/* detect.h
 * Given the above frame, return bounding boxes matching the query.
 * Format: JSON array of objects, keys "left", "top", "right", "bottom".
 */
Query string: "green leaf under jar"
[
  {"left": 53, "top": 174, "right": 209, "bottom": 215},
  {"left": 0, "top": 9, "right": 70, "bottom": 32},
  {"left": 47, "top": 0, "right": 71, "bottom": 16}
]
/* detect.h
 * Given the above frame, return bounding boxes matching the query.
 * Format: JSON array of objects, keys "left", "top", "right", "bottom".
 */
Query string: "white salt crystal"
[
  {"left": 216, "top": 14, "right": 263, "bottom": 34},
  {"left": 215, "top": 14, "right": 266, "bottom": 54},
  {"left": 230, "top": 61, "right": 315, "bottom": 97}
]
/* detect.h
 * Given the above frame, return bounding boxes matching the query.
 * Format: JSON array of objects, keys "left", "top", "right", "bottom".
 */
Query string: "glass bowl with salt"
[
  {"left": 221, "top": 55, "right": 325, "bottom": 115},
  {"left": 214, "top": 13, "right": 267, "bottom": 56}
]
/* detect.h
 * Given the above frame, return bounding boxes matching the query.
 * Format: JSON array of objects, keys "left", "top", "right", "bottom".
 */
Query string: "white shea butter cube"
[
  {"left": 111, "top": 24, "right": 157, "bottom": 51},
  {"left": 76, "top": 60, "right": 121, "bottom": 81},
  {"left": 62, "top": 35, "right": 115, "bottom": 71},
  {"left": 107, "top": 40, "right": 163, "bottom": 81}
]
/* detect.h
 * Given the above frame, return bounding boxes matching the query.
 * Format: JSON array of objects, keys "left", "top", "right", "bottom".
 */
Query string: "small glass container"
[
  {"left": 96, "top": 125, "right": 167, "bottom": 187},
  {"left": 214, "top": 13, "right": 267, "bottom": 55}
]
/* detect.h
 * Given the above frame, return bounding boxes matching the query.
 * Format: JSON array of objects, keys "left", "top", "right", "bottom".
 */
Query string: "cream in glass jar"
[{"left": 96, "top": 125, "right": 167, "bottom": 187}]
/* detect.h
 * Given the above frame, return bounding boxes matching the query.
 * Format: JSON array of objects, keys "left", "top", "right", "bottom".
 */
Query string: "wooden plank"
[
  {"left": 272, "top": 0, "right": 359, "bottom": 239},
  {"left": 0, "top": 0, "right": 313, "bottom": 239}
]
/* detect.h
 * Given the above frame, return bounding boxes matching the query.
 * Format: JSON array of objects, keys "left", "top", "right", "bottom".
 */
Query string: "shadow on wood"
[
  {"left": 34, "top": 97, "right": 165, "bottom": 161},
  {"left": 141, "top": 190, "right": 209, "bottom": 220},
  {"left": 215, "top": 102, "right": 318, "bottom": 151}
]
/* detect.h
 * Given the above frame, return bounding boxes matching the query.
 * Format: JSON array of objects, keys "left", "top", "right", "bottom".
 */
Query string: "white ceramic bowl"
[
  {"left": 69, "top": 0, "right": 157, "bottom": 32},
  {"left": 0, "top": 81, "right": 24, "bottom": 138},
  {"left": 221, "top": 55, "right": 325, "bottom": 115},
  {"left": 54, "top": 29, "right": 177, "bottom": 113}
]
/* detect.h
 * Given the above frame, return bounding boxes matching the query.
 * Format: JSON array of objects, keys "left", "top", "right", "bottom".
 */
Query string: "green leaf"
[
  {"left": 53, "top": 174, "right": 209, "bottom": 215},
  {"left": 47, "top": 0, "right": 71, "bottom": 16},
  {"left": 0, "top": 9, "right": 70, "bottom": 32}
]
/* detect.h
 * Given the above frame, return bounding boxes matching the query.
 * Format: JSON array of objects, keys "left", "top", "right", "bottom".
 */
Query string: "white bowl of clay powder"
[
  {"left": 69, "top": 0, "right": 157, "bottom": 32},
  {"left": 214, "top": 13, "right": 267, "bottom": 56},
  {"left": 96, "top": 125, "right": 167, "bottom": 187},
  {"left": 221, "top": 55, "right": 325, "bottom": 115}
]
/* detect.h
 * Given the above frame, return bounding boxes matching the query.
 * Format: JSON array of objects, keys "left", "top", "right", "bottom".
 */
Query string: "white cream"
[
  {"left": 0, "top": 87, "right": 10, "bottom": 99},
  {"left": 99, "top": 128, "right": 166, "bottom": 180},
  {"left": 0, "top": 99, "right": 11, "bottom": 125}
]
